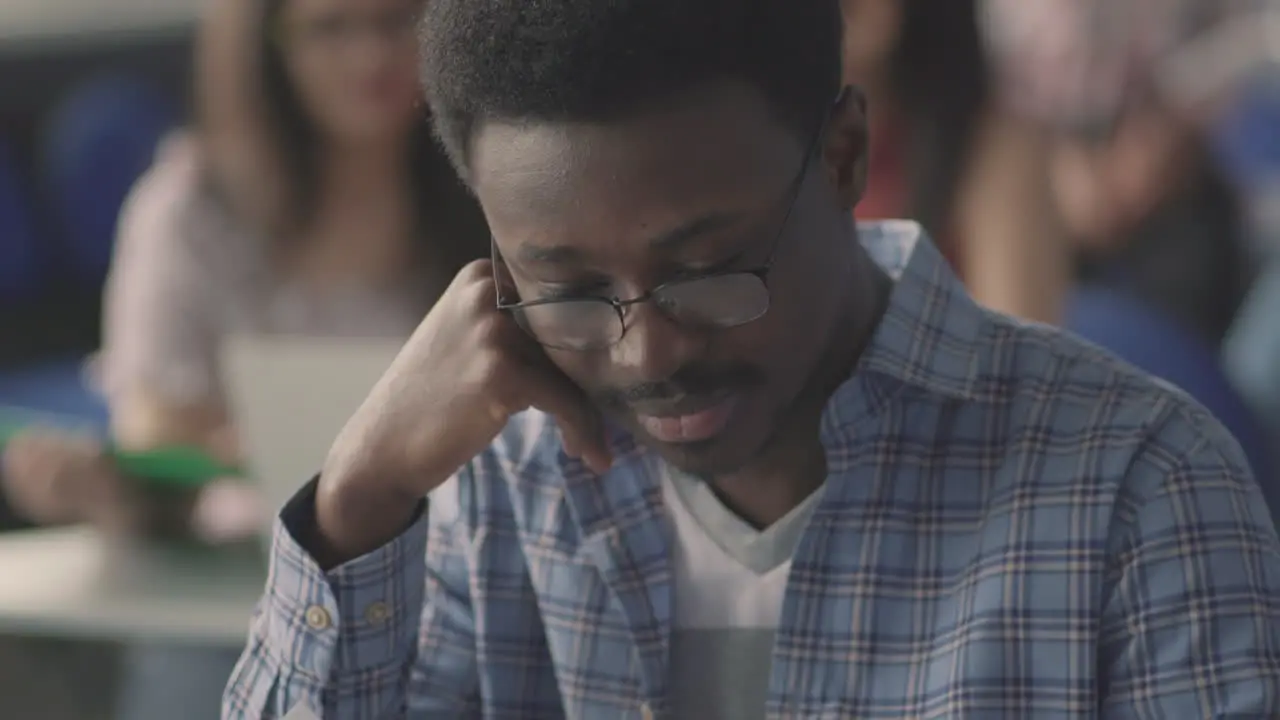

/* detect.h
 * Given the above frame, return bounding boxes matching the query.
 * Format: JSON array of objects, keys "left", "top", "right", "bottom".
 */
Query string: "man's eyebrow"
[{"left": 514, "top": 211, "right": 745, "bottom": 266}]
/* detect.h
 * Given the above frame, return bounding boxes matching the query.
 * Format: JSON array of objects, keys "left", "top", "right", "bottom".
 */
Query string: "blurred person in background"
[
  {"left": 979, "top": 0, "right": 1266, "bottom": 347},
  {"left": 1220, "top": 76, "right": 1280, "bottom": 443},
  {"left": 840, "top": 0, "right": 1069, "bottom": 322},
  {"left": 980, "top": 0, "right": 1279, "bottom": 494},
  {"left": 0, "top": 0, "right": 488, "bottom": 716}
]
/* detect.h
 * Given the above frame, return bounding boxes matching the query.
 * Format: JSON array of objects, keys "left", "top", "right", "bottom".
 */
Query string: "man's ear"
[{"left": 821, "top": 85, "right": 870, "bottom": 209}]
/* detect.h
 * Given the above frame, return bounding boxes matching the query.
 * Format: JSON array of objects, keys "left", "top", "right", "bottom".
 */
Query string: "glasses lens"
[
  {"left": 654, "top": 273, "right": 770, "bottom": 328},
  {"left": 515, "top": 300, "right": 622, "bottom": 351}
]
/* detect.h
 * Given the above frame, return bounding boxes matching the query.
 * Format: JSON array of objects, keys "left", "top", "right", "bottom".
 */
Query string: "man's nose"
[{"left": 608, "top": 300, "right": 703, "bottom": 383}]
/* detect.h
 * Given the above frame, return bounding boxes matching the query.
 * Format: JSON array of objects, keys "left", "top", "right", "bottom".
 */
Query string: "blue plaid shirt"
[{"left": 224, "top": 221, "right": 1280, "bottom": 719}]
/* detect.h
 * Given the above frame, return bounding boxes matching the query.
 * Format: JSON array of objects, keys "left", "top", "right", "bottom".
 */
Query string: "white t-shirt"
[{"left": 663, "top": 464, "right": 824, "bottom": 719}]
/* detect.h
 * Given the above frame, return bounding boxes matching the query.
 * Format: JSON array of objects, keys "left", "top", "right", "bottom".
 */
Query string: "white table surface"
[
  {"left": 0, "top": 526, "right": 265, "bottom": 647},
  {"left": 0, "top": 0, "right": 206, "bottom": 45}
]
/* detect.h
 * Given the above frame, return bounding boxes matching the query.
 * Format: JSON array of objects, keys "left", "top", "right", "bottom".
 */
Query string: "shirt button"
[
  {"left": 364, "top": 601, "right": 390, "bottom": 625},
  {"left": 304, "top": 605, "right": 331, "bottom": 631}
]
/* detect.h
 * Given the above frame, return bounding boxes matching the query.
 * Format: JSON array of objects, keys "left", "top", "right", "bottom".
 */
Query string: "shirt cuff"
[{"left": 262, "top": 477, "right": 429, "bottom": 680}]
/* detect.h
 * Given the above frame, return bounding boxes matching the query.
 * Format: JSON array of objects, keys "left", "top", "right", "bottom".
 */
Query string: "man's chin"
[{"left": 636, "top": 427, "right": 763, "bottom": 477}]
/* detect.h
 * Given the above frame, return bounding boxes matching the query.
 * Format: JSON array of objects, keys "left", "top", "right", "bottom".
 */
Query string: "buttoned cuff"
[{"left": 263, "top": 477, "right": 429, "bottom": 680}]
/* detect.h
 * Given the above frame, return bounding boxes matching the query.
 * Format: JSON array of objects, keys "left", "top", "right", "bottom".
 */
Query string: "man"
[{"left": 224, "top": 0, "right": 1280, "bottom": 717}]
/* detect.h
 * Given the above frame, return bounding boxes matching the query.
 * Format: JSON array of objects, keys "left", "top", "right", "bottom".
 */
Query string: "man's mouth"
[{"left": 631, "top": 392, "right": 740, "bottom": 443}]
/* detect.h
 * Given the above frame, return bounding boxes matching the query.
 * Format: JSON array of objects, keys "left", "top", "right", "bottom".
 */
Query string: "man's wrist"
[{"left": 310, "top": 471, "right": 422, "bottom": 569}]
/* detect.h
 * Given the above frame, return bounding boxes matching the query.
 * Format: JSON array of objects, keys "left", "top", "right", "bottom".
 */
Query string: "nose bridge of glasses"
[
  {"left": 611, "top": 296, "right": 700, "bottom": 379},
  {"left": 612, "top": 281, "right": 690, "bottom": 332}
]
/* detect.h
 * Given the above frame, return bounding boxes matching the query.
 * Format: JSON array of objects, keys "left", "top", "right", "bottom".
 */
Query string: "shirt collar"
[
  {"left": 851, "top": 220, "right": 986, "bottom": 402},
  {"left": 808, "top": 220, "right": 987, "bottom": 460}
]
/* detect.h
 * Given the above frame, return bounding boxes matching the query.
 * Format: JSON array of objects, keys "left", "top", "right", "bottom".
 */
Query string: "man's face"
[{"left": 470, "top": 83, "right": 865, "bottom": 475}]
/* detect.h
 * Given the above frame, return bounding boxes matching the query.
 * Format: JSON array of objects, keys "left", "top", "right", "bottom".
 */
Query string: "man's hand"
[{"left": 313, "top": 260, "right": 611, "bottom": 564}]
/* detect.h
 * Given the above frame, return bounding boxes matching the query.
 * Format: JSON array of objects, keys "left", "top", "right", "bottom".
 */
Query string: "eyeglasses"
[{"left": 492, "top": 127, "right": 824, "bottom": 352}]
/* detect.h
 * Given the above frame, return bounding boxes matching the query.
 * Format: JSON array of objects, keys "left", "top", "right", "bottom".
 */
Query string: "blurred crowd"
[{"left": 0, "top": 0, "right": 1278, "bottom": 717}]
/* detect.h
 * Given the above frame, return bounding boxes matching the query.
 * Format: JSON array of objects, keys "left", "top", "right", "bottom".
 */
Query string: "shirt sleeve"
[
  {"left": 1098, "top": 405, "right": 1280, "bottom": 718},
  {"left": 96, "top": 134, "right": 226, "bottom": 407},
  {"left": 221, "top": 473, "right": 480, "bottom": 719}
]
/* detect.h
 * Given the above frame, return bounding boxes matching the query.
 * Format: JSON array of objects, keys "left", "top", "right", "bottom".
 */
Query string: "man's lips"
[{"left": 632, "top": 393, "right": 740, "bottom": 443}]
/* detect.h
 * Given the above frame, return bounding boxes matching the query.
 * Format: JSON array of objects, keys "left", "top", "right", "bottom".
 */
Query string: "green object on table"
[
  {"left": 114, "top": 445, "right": 244, "bottom": 487},
  {"left": 0, "top": 413, "right": 243, "bottom": 488}
]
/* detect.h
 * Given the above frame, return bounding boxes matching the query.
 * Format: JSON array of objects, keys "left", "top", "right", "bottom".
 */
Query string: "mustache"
[{"left": 593, "top": 362, "right": 766, "bottom": 409}]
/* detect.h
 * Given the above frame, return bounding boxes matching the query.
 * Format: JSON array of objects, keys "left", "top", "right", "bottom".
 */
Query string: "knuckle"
[
  {"left": 459, "top": 258, "right": 492, "bottom": 278},
  {"left": 462, "top": 277, "right": 498, "bottom": 309},
  {"left": 472, "top": 346, "right": 511, "bottom": 384},
  {"left": 439, "top": 262, "right": 495, "bottom": 310},
  {"left": 472, "top": 312, "right": 508, "bottom": 344},
  {"left": 488, "top": 388, "right": 518, "bottom": 421},
  {"left": 454, "top": 259, "right": 494, "bottom": 290}
]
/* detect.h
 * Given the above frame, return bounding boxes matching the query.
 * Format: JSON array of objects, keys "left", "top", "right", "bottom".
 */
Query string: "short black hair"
[{"left": 418, "top": 0, "right": 844, "bottom": 176}]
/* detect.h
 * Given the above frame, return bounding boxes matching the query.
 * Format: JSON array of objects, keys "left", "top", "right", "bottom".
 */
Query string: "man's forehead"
[
  {"left": 467, "top": 85, "right": 809, "bottom": 267},
  {"left": 473, "top": 119, "right": 794, "bottom": 258},
  {"left": 468, "top": 123, "right": 593, "bottom": 203},
  {"left": 468, "top": 84, "right": 802, "bottom": 197}
]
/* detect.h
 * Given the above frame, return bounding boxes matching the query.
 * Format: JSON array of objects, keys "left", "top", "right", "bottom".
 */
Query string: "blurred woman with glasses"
[{"left": 0, "top": 0, "right": 488, "bottom": 717}]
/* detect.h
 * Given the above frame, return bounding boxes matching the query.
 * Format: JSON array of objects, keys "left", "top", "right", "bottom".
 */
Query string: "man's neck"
[{"left": 708, "top": 254, "right": 894, "bottom": 529}]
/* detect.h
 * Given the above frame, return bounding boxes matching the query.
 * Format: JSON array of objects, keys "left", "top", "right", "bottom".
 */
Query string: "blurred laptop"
[{"left": 221, "top": 335, "right": 404, "bottom": 539}]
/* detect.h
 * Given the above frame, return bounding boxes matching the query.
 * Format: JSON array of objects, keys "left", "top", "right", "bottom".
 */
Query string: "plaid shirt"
[{"left": 224, "top": 221, "right": 1280, "bottom": 719}]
